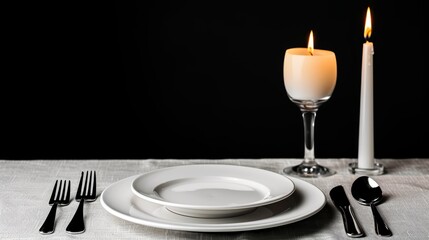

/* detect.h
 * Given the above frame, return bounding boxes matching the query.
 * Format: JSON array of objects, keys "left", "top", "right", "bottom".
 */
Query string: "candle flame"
[
  {"left": 308, "top": 30, "right": 314, "bottom": 55},
  {"left": 364, "top": 7, "right": 372, "bottom": 40}
]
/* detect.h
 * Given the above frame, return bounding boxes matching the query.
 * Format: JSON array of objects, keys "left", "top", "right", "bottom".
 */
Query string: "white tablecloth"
[{"left": 1, "top": 158, "right": 428, "bottom": 239}]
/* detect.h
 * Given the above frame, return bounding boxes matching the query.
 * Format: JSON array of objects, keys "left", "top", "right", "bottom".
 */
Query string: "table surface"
[{"left": 1, "top": 158, "right": 428, "bottom": 239}]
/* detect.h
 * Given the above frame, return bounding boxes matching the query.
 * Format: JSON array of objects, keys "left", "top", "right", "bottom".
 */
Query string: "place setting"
[{"left": 2, "top": 1, "right": 428, "bottom": 239}]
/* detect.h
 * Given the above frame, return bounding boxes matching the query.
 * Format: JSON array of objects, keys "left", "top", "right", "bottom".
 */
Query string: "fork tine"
[
  {"left": 92, "top": 171, "right": 96, "bottom": 198},
  {"left": 60, "top": 180, "right": 66, "bottom": 201},
  {"left": 76, "top": 172, "right": 84, "bottom": 200},
  {"left": 82, "top": 171, "right": 88, "bottom": 198},
  {"left": 87, "top": 171, "right": 93, "bottom": 197},
  {"left": 48, "top": 180, "right": 58, "bottom": 205},
  {"left": 56, "top": 180, "right": 63, "bottom": 202},
  {"left": 65, "top": 180, "right": 71, "bottom": 203}
]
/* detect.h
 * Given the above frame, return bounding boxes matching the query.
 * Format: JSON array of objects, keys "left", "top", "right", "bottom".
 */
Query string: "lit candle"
[
  {"left": 358, "top": 7, "right": 375, "bottom": 169},
  {"left": 283, "top": 30, "right": 337, "bottom": 101}
]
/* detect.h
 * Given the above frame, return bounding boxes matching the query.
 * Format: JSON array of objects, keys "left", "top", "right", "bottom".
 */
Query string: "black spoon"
[{"left": 351, "top": 176, "right": 392, "bottom": 237}]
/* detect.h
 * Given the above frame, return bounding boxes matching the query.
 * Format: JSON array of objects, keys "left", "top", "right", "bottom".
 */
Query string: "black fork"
[
  {"left": 66, "top": 171, "right": 97, "bottom": 234},
  {"left": 39, "top": 180, "right": 71, "bottom": 234}
]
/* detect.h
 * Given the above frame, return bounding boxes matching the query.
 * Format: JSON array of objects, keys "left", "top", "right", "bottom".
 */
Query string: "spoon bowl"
[
  {"left": 351, "top": 176, "right": 383, "bottom": 205},
  {"left": 351, "top": 176, "right": 392, "bottom": 237}
]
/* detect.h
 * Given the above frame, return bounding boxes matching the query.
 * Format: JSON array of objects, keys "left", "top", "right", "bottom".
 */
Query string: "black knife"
[{"left": 330, "top": 185, "right": 365, "bottom": 238}]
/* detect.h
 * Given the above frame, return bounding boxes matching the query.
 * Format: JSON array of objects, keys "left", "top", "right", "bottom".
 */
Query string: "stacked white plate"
[{"left": 100, "top": 164, "right": 326, "bottom": 232}]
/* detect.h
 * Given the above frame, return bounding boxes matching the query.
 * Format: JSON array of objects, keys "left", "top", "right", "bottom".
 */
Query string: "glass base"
[
  {"left": 283, "top": 163, "right": 336, "bottom": 178},
  {"left": 348, "top": 162, "right": 384, "bottom": 175}
]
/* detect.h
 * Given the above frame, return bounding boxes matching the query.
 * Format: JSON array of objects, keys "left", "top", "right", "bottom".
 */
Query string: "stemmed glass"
[{"left": 282, "top": 31, "right": 337, "bottom": 177}]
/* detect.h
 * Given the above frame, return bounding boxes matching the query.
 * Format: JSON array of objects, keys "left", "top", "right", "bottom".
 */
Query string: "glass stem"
[{"left": 302, "top": 109, "right": 317, "bottom": 166}]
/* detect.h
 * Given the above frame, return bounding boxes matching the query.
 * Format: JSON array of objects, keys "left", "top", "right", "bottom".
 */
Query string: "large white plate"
[
  {"left": 130, "top": 164, "right": 295, "bottom": 218},
  {"left": 101, "top": 173, "right": 326, "bottom": 232}
]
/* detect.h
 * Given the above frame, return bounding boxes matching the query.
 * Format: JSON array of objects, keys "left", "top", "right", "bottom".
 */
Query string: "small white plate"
[
  {"left": 131, "top": 164, "right": 295, "bottom": 218},
  {"left": 101, "top": 174, "right": 326, "bottom": 232}
]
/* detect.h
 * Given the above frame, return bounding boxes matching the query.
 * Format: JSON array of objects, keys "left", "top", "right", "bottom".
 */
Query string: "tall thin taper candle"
[{"left": 358, "top": 7, "right": 374, "bottom": 169}]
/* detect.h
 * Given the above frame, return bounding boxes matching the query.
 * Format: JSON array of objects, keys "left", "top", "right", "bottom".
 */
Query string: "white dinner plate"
[
  {"left": 130, "top": 164, "right": 295, "bottom": 218},
  {"left": 101, "top": 174, "right": 326, "bottom": 232}
]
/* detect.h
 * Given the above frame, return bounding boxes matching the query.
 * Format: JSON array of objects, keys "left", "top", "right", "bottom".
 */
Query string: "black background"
[{"left": 1, "top": 1, "right": 427, "bottom": 159}]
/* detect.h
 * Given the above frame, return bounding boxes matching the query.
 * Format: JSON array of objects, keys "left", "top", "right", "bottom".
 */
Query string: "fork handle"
[
  {"left": 66, "top": 199, "right": 85, "bottom": 234},
  {"left": 39, "top": 203, "right": 58, "bottom": 234}
]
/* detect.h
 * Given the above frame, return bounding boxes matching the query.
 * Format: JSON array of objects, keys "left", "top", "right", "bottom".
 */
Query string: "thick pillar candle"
[
  {"left": 283, "top": 32, "right": 337, "bottom": 101},
  {"left": 283, "top": 48, "right": 337, "bottom": 100},
  {"left": 358, "top": 7, "right": 375, "bottom": 169}
]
